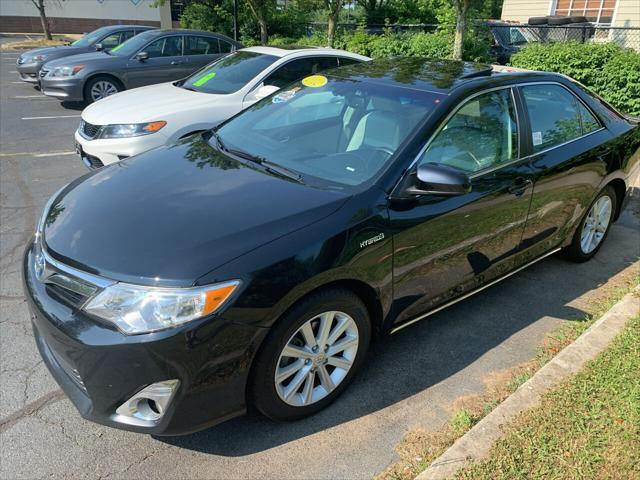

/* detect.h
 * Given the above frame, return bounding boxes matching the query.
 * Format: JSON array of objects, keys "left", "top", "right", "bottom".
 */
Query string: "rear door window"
[
  {"left": 521, "top": 84, "right": 584, "bottom": 153},
  {"left": 184, "top": 36, "right": 220, "bottom": 55},
  {"left": 144, "top": 36, "right": 184, "bottom": 58}
]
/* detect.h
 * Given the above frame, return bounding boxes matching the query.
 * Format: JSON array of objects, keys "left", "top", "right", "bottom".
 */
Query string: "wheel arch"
[
  {"left": 83, "top": 73, "right": 125, "bottom": 98},
  {"left": 605, "top": 177, "right": 626, "bottom": 221}
]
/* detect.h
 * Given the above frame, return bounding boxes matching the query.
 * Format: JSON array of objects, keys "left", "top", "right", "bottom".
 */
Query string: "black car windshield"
[
  {"left": 108, "top": 30, "right": 157, "bottom": 56},
  {"left": 71, "top": 27, "right": 114, "bottom": 47},
  {"left": 181, "top": 51, "right": 278, "bottom": 94},
  {"left": 215, "top": 75, "right": 444, "bottom": 188}
]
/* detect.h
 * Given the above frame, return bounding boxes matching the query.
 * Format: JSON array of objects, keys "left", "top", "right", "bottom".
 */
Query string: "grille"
[
  {"left": 45, "top": 283, "right": 88, "bottom": 308},
  {"left": 39, "top": 68, "right": 49, "bottom": 78},
  {"left": 80, "top": 120, "right": 102, "bottom": 140}
]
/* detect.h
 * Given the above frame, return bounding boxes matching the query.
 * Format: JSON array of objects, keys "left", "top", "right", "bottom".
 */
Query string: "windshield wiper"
[{"left": 210, "top": 129, "right": 228, "bottom": 152}]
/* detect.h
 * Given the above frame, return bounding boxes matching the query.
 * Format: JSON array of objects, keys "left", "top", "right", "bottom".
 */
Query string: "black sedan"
[
  {"left": 23, "top": 58, "right": 639, "bottom": 435},
  {"left": 39, "top": 29, "right": 242, "bottom": 103},
  {"left": 16, "top": 25, "right": 154, "bottom": 83}
]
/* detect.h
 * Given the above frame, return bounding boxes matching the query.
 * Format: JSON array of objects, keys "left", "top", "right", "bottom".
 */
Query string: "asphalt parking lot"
[{"left": 1, "top": 46, "right": 639, "bottom": 479}]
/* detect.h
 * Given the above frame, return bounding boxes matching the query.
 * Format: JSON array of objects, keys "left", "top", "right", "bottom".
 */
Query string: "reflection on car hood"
[
  {"left": 43, "top": 136, "right": 350, "bottom": 286},
  {"left": 82, "top": 82, "right": 225, "bottom": 125},
  {"left": 44, "top": 51, "right": 114, "bottom": 68},
  {"left": 23, "top": 45, "right": 85, "bottom": 58}
]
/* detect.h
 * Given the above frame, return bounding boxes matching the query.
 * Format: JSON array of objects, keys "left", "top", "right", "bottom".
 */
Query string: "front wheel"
[
  {"left": 250, "top": 289, "right": 371, "bottom": 421},
  {"left": 565, "top": 186, "right": 616, "bottom": 262},
  {"left": 84, "top": 76, "right": 122, "bottom": 104}
]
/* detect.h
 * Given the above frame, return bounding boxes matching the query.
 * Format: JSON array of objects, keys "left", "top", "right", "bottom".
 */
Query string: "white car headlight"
[
  {"left": 31, "top": 54, "right": 48, "bottom": 62},
  {"left": 99, "top": 121, "right": 167, "bottom": 139},
  {"left": 49, "top": 64, "right": 84, "bottom": 77},
  {"left": 84, "top": 280, "right": 240, "bottom": 335}
]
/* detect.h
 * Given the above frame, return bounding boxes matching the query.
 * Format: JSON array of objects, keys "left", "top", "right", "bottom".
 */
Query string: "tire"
[
  {"left": 568, "top": 16, "right": 589, "bottom": 23},
  {"left": 528, "top": 16, "right": 549, "bottom": 25},
  {"left": 565, "top": 186, "right": 617, "bottom": 263},
  {"left": 547, "top": 16, "right": 573, "bottom": 25},
  {"left": 249, "top": 288, "right": 371, "bottom": 421},
  {"left": 84, "top": 76, "right": 123, "bottom": 104}
]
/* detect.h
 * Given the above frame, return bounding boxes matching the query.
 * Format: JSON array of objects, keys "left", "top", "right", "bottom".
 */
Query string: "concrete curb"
[{"left": 416, "top": 289, "right": 640, "bottom": 480}]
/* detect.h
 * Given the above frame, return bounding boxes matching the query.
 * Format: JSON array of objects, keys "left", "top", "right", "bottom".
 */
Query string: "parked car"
[
  {"left": 24, "top": 58, "right": 639, "bottom": 435},
  {"left": 39, "top": 29, "right": 242, "bottom": 104},
  {"left": 74, "top": 46, "right": 369, "bottom": 168},
  {"left": 16, "top": 25, "right": 155, "bottom": 83}
]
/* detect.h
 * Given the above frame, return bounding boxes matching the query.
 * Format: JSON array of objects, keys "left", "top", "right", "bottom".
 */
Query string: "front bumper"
[
  {"left": 16, "top": 62, "right": 41, "bottom": 83},
  {"left": 40, "top": 76, "right": 85, "bottom": 102},
  {"left": 74, "top": 129, "right": 170, "bottom": 167},
  {"left": 23, "top": 241, "right": 266, "bottom": 435}
]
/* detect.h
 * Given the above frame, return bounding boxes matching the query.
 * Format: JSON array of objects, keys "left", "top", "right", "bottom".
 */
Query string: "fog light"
[{"left": 114, "top": 379, "right": 179, "bottom": 427}]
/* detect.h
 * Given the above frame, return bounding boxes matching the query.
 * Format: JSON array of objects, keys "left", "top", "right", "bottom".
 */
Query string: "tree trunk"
[
  {"left": 453, "top": 5, "right": 466, "bottom": 60},
  {"left": 36, "top": 1, "right": 52, "bottom": 40},
  {"left": 259, "top": 17, "right": 268, "bottom": 45},
  {"left": 327, "top": 14, "right": 337, "bottom": 47}
]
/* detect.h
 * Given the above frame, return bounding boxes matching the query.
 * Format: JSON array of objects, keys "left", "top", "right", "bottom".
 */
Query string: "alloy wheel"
[
  {"left": 580, "top": 195, "right": 612, "bottom": 254},
  {"left": 90, "top": 81, "right": 118, "bottom": 101},
  {"left": 275, "top": 310, "right": 359, "bottom": 407}
]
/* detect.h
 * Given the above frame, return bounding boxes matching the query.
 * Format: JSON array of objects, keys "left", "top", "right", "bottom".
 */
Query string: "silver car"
[{"left": 39, "top": 29, "right": 242, "bottom": 104}]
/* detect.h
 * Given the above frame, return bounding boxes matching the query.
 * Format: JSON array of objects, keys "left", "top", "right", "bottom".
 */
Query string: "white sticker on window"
[{"left": 532, "top": 131, "right": 543, "bottom": 146}]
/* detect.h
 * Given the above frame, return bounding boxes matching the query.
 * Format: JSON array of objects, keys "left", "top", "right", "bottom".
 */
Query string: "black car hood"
[{"left": 43, "top": 137, "right": 350, "bottom": 286}]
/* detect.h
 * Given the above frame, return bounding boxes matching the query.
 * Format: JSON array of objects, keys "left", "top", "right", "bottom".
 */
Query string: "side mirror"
[
  {"left": 408, "top": 164, "right": 471, "bottom": 196},
  {"left": 253, "top": 84, "right": 280, "bottom": 100},
  {"left": 94, "top": 43, "right": 104, "bottom": 51},
  {"left": 135, "top": 51, "right": 149, "bottom": 62}
]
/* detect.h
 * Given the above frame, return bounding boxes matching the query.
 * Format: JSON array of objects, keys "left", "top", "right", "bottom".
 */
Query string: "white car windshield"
[
  {"left": 215, "top": 75, "right": 444, "bottom": 188},
  {"left": 181, "top": 51, "right": 278, "bottom": 94}
]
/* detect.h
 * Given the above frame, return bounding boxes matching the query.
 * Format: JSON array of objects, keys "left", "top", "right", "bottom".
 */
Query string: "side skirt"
[{"left": 390, "top": 247, "right": 562, "bottom": 334}]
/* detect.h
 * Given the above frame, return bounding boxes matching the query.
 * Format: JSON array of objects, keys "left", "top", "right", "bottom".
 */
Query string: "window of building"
[{"left": 553, "top": 0, "right": 618, "bottom": 25}]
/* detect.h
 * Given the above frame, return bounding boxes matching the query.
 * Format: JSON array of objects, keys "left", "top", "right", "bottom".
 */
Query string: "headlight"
[
  {"left": 49, "top": 64, "right": 84, "bottom": 77},
  {"left": 99, "top": 121, "right": 167, "bottom": 139},
  {"left": 31, "top": 54, "right": 48, "bottom": 62},
  {"left": 84, "top": 280, "right": 240, "bottom": 335}
]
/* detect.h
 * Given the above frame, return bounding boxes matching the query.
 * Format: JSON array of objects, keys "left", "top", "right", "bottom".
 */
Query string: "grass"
[
  {"left": 0, "top": 35, "right": 81, "bottom": 50},
  {"left": 454, "top": 314, "right": 640, "bottom": 480},
  {"left": 375, "top": 265, "right": 639, "bottom": 480}
]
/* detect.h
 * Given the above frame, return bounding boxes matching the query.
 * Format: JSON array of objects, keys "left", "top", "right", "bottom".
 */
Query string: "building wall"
[
  {"left": 501, "top": 0, "right": 551, "bottom": 23},
  {"left": 612, "top": 0, "right": 640, "bottom": 27},
  {"left": 0, "top": 0, "right": 163, "bottom": 33}
]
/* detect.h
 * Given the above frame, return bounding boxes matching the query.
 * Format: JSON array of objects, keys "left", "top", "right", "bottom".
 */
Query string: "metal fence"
[{"left": 488, "top": 24, "right": 640, "bottom": 52}]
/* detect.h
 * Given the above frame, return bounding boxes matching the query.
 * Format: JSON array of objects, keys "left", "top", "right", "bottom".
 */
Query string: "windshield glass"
[
  {"left": 71, "top": 27, "right": 113, "bottom": 47},
  {"left": 182, "top": 51, "right": 278, "bottom": 94},
  {"left": 215, "top": 76, "right": 443, "bottom": 188},
  {"left": 109, "top": 30, "right": 157, "bottom": 56}
]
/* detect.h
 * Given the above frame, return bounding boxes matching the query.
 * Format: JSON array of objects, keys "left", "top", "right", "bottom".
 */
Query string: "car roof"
[
  {"left": 324, "top": 57, "right": 555, "bottom": 94},
  {"left": 101, "top": 25, "right": 155, "bottom": 31},
  {"left": 141, "top": 29, "right": 239, "bottom": 42},
  {"left": 241, "top": 45, "right": 367, "bottom": 59}
]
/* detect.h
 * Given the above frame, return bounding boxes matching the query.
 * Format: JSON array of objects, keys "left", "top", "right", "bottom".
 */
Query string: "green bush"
[{"left": 510, "top": 42, "right": 640, "bottom": 115}]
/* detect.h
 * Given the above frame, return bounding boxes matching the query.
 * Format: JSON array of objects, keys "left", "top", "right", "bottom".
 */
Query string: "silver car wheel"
[
  {"left": 580, "top": 195, "right": 612, "bottom": 254},
  {"left": 90, "top": 80, "right": 119, "bottom": 101},
  {"left": 275, "top": 310, "right": 359, "bottom": 407}
]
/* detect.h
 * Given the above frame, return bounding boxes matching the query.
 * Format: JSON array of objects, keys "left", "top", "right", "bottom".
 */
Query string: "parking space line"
[
  {"left": 0, "top": 151, "right": 76, "bottom": 157},
  {"left": 14, "top": 95, "right": 51, "bottom": 99},
  {"left": 10, "top": 81, "right": 25, "bottom": 84},
  {"left": 9, "top": 70, "right": 18, "bottom": 73},
  {"left": 22, "top": 115, "right": 80, "bottom": 120}
]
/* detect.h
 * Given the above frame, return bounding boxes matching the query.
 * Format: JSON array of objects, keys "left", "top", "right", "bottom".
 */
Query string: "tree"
[
  {"left": 325, "top": 0, "right": 342, "bottom": 47},
  {"left": 29, "top": 0, "right": 52, "bottom": 40},
  {"left": 450, "top": 0, "right": 471, "bottom": 60},
  {"left": 246, "top": 0, "right": 271, "bottom": 44}
]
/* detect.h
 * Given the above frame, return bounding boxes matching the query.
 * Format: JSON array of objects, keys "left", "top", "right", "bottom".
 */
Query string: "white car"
[{"left": 74, "top": 46, "right": 370, "bottom": 167}]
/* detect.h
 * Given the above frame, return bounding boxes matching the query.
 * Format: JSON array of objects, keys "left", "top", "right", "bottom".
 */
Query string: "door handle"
[
  {"left": 170, "top": 60, "right": 183, "bottom": 65},
  {"left": 508, "top": 177, "right": 532, "bottom": 196}
]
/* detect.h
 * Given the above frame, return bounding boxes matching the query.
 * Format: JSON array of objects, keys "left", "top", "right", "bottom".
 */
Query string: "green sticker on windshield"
[
  {"left": 193, "top": 71, "right": 216, "bottom": 87},
  {"left": 111, "top": 43, "right": 124, "bottom": 52}
]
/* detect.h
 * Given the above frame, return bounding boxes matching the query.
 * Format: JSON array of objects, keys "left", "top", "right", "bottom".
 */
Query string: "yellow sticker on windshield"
[{"left": 302, "top": 75, "right": 328, "bottom": 88}]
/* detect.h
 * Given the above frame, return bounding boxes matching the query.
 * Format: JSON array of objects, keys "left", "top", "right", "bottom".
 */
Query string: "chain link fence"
[{"left": 488, "top": 23, "right": 640, "bottom": 52}]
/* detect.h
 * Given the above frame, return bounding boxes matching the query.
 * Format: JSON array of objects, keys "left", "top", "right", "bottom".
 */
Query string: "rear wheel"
[
  {"left": 250, "top": 289, "right": 371, "bottom": 421},
  {"left": 84, "top": 76, "right": 122, "bottom": 104},
  {"left": 565, "top": 186, "right": 616, "bottom": 262}
]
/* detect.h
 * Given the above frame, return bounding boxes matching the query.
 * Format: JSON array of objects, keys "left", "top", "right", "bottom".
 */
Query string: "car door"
[
  {"left": 515, "top": 82, "right": 610, "bottom": 260},
  {"left": 125, "top": 35, "right": 186, "bottom": 88},
  {"left": 183, "top": 35, "right": 225, "bottom": 75},
  {"left": 389, "top": 87, "right": 535, "bottom": 327}
]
